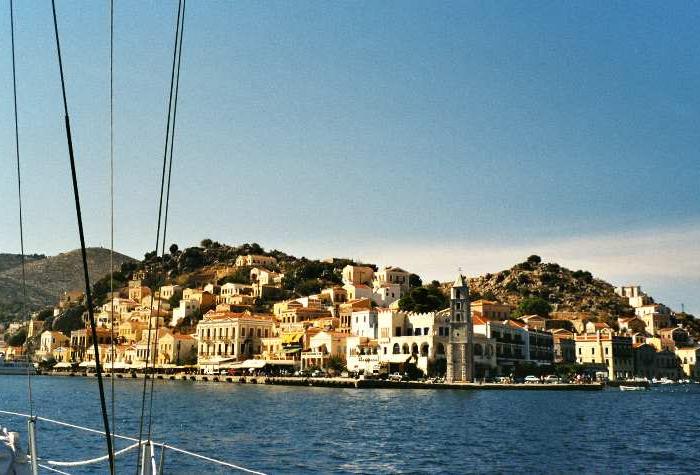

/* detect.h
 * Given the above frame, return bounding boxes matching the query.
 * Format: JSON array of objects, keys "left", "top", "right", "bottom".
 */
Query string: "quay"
[{"left": 50, "top": 372, "right": 603, "bottom": 391}]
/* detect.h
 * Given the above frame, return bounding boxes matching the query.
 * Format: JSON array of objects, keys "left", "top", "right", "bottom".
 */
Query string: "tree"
[
  {"left": 398, "top": 284, "right": 448, "bottom": 313},
  {"left": 514, "top": 296, "right": 552, "bottom": 318},
  {"left": 200, "top": 238, "right": 213, "bottom": 249},
  {"left": 7, "top": 328, "right": 27, "bottom": 347},
  {"left": 409, "top": 273, "right": 423, "bottom": 288},
  {"left": 52, "top": 305, "right": 87, "bottom": 334},
  {"left": 527, "top": 255, "right": 542, "bottom": 265},
  {"left": 169, "top": 243, "right": 179, "bottom": 255},
  {"left": 325, "top": 355, "right": 346, "bottom": 375}
]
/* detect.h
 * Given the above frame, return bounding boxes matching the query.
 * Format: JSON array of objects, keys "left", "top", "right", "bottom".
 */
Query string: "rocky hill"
[
  {"left": 0, "top": 248, "right": 136, "bottom": 322},
  {"left": 467, "top": 255, "right": 634, "bottom": 320}
]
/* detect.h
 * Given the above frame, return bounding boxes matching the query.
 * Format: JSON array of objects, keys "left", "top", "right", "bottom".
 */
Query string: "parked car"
[
  {"left": 524, "top": 375, "right": 540, "bottom": 384},
  {"left": 544, "top": 375, "right": 561, "bottom": 384},
  {"left": 389, "top": 372, "right": 403, "bottom": 382}
]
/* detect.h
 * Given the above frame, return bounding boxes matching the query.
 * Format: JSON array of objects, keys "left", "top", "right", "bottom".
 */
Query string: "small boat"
[
  {"left": 620, "top": 385, "right": 647, "bottom": 391},
  {"left": 0, "top": 354, "right": 36, "bottom": 376}
]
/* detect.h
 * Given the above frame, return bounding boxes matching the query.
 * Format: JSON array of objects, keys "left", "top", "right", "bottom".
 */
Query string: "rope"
[
  {"left": 9, "top": 0, "right": 34, "bottom": 421},
  {"left": 50, "top": 2, "right": 115, "bottom": 473},
  {"left": 47, "top": 442, "right": 141, "bottom": 467},
  {"left": 136, "top": 2, "right": 184, "bottom": 471},
  {"left": 0, "top": 410, "right": 266, "bottom": 474},
  {"left": 162, "top": 445, "right": 267, "bottom": 475},
  {"left": 37, "top": 464, "right": 71, "bottom": 475}
]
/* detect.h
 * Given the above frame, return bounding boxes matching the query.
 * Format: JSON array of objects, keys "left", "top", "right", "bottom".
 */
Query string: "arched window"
[
  {"left": 402, "top": 343, "right": 410, "bottom": 354},
  {"left": 436, "top": 343, "right": 445, "bottom": 355},
  {"left": 392, "top": 343, "right": 400, "bottom": 354},
  {"left": 411, "top": 343, "right": 418, "bottom": 355},
  {"left": 420, "top": 343, "right": 429, "bottom": 357}
]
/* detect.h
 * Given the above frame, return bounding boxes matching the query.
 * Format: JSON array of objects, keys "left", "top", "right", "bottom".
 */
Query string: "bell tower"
[{"left": 446, "top": 273, "right": 474, "bottom": 382}]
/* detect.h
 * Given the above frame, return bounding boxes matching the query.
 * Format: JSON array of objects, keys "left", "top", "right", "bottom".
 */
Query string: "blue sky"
[{"left": 0, "top": 1, "right": 698, "bottom": 313}]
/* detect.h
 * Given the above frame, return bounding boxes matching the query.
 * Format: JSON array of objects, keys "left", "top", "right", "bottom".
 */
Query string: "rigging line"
[
  {"left": 109, "top": 0, "right": 117, "bottom": 463},
  {"left": 50, "top": 1, "right": 116, "bottom": 474},
  {"left": 147, "top": 0, "right": 187, "bottom": 443},
  {"left": 9, "top": 0, "right": 35, "bottom": 421},
  {"left": 135, "top": 1, "right": 183, "bottom": 472}
]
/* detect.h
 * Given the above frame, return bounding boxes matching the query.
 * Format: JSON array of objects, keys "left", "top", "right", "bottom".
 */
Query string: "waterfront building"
[
  {"left": 575, "top": 333, "right": 634, "bottom": 380},
  {"left": 470, "top": 299, "right": 511, "bottom": 321},
  {"left": 157, "top": 332, "right": 196, "bottom": 365},
  {"left": 70, "top": 327, "right": 114, "bottom": 362},
  {"left": 675, "top": 346, "right": 700, "bottom": 379},
  {"left": 301, "top": 331, "right": 348, "bottom": 370},
  {"left": 346, "top": 336, "right": 381, "bottom": 374},
  {"left": 377, "top": 308, "right": 449, "bottom": 375},
  {"left": 551, "top": 329, "right": 576, "bottom": 363},
  {"left": 196, "top": 310, "right": 275, "bottom": 367},
  {"left": 37, "top": 330, "right": 69, "bottom": 360},
  {"left": 527, "top": 327, "right": 555, "bottom": 364},
  {"left": 446, "top": 273, "right": 474, "bottom": 383}
]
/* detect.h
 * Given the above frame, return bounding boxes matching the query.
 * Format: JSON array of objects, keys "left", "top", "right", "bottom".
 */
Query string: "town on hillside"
[{"left": 1, "top": 248, "right": 699, "bottom": 384}]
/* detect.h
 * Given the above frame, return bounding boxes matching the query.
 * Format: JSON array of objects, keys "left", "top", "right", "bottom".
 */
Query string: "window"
[
  {"left": 395, "top": 327, "right": 402, "bottom": 337},
  {"left": 444, "top": 328, "right": 449, "bottom": 336},
  {"left": 591, "top": 348, "right": 595, "bottom": 355},
  {"left": 424, "top": 327, "right": 429, "bottom": 335},
  {"left": 605, "top": 347, "right": 609, "bottom": 355}
]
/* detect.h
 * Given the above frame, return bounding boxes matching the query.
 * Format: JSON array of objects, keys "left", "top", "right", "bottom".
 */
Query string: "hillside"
[
  {"left": 467, "top": 255, "right": 634, "bottom": 320},
  {"left": 0, "top": 248, "right": 136, "bottom": 322}
]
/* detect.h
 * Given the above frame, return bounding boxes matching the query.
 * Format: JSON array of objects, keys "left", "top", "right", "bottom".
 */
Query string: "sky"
[{"left": 0, "top": 1, "right": 698, "bottom": 313}]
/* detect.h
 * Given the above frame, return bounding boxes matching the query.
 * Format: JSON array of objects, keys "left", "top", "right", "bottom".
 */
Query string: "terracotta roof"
[{"left": 472, "top": 315, "right": 487, "bottom": 325}]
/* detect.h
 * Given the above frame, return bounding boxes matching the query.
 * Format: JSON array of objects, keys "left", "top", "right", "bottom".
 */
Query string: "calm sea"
[{"left": 1, "top": 376, "right": 699, "bottom": 474}]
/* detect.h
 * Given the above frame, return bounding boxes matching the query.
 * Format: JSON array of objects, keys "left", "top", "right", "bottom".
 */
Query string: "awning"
[
  {"left": 78, "top": 361, "right": 96, "bottom": 368},
  {"left": 283, "top": 348, "right": 301, "bottom": 354},
  {"left": 53, "top": 362, "right": 72, "bottom": 369},
  {"left": 280, "top": 333, "right": 304, "bottom": 345}
]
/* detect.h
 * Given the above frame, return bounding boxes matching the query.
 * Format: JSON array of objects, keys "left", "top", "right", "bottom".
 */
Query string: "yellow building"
[
  {"left": 341, "top": 265, "right": 374, "bottom": 286},
  {"left": 575, "top": 333, "right": 634, "bottom": 380},
  {"left": 235, "top": 254, "right": 277, "bottom": 267},
  {"left": 675, "top": 346, "right": 700, "bottom": 379},
  {"left": 157, "top": 332, "right": 196, "bottom": 365},
  {"left": 470, "top": 300, "right": 511, "bottom": 321},
  {"left": 196, "top": 310, "right": 275, "bottom": 365},
  {"left": 37, "top": 330, "right": 70, "bottom": 360}
]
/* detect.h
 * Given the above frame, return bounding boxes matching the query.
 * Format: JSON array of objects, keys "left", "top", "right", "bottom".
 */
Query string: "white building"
[{"left": 351, "top": 309, "right": 379, "bottom": 338}]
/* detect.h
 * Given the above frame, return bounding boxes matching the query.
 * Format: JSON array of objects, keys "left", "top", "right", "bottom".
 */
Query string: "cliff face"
[
  {"left": 467, "top": 258, "right": 634, "bottom": 319},
  {"left": 0, "top": 248, "right": 136, "bottom": 321}
]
